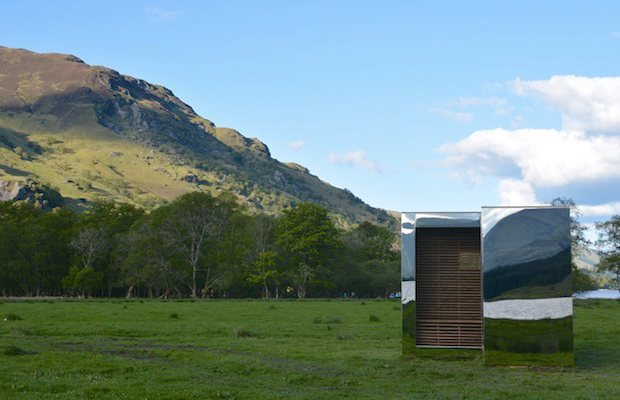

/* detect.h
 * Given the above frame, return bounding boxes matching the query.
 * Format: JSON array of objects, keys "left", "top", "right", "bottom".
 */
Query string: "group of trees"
[
  {"left": 595, "top": 215, "right": 620, "bottom": 292},
  {"left": 550, "top": 197, "right": 620, "bottom": 293},
  {"left": 0, "top": 193, "right": 399, "bottom": 298},
  {"left": 3, "top": 193, "right": 618, "bottom": 298}
]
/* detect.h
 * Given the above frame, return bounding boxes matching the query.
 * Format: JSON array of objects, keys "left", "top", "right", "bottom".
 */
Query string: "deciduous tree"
[
  {"left": 596, "top": 215, "right": 620, "bottom": 293},
  {"left": 549, "top": 197, "right": 598, "bottom": 293},
  {"left": 276, "top": 203, "right": 341, "bottom": 298}
]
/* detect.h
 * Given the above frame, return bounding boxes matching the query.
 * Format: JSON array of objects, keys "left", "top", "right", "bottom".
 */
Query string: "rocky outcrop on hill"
[
  {"left": 0, "top": 179, "right": 63, "bottom": 209},
  {"left": 0, "top": 46, "right": 395, "bottom": 228}
]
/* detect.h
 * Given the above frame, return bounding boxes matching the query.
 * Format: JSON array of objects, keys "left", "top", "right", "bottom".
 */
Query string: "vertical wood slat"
[{"left": 415, "top": 228, "right": 482, "bottom": 348}]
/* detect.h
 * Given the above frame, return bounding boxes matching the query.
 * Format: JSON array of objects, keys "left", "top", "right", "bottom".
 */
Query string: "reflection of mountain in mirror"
[
  {"left": 483, "top": 247, "right": 571, "bottom": 300},
  {"left": 483, "top": 208, "right": 570, "bottom": 301},
  {"left": 483, "top": 208, "right": 570, "bottom": 271},
  {"left": 482, "top": 207, "right": 571, "bottom": 301}
]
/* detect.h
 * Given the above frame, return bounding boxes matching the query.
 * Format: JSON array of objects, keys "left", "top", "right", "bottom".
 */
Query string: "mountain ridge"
[{"left": 0, "top": 46, "right": 394, "bottom": 228}]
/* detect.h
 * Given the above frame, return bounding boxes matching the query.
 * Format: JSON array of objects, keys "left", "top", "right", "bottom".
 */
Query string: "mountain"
[
  {"left": 0, "top": 46, "right": 394, "bottom": 227},
  {"left": 573, "top": 245, "right": 600, "bottom": 271}
]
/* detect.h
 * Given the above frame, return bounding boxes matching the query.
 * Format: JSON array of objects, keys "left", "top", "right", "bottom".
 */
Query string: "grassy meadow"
[{"left": 1, "top": 298, "right": 619, "bottom": 399}]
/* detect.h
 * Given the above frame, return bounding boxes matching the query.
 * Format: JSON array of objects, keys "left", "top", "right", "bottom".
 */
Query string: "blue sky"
[{"left": 3, "top": 1, "right": 620, "bottom": 237}]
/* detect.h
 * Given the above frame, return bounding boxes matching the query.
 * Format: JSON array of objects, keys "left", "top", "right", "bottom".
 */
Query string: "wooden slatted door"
[{"left": 415, "top": 228, "right": 482, "bottom": 348}]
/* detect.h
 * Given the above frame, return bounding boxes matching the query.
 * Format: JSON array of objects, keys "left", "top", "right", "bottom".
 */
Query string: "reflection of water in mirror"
[
  {"left": 484, "top": 297, "right": 572, "bottom": 320},
  {"left": 574, "top": 290, "right": 620, "bottom": 299}
]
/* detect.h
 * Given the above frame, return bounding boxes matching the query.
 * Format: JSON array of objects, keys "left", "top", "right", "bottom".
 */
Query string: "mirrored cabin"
[{"left": 401, "top": 207, "right": 573, "bottom": 366}]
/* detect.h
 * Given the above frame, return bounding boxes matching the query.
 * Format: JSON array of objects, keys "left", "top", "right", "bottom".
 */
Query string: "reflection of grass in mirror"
[
  {"left": 402, "top": 301, "right": 416, "bottom": 354},
  {"left": 484, "top": 350, "right": 573, "bottom": 367},
  {"left": 485, "top": 316, "right": 573, "bottom": 355},
  {"left": 0, "top": 299, "right": 618, "bottom": 399}
]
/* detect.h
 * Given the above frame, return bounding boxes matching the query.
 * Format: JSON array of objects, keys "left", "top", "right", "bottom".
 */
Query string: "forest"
[{"left": 0, "top": 192, "right": 400, "bottom": 299}]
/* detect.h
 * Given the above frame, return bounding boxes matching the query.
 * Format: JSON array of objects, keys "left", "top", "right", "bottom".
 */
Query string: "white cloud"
[
  {"left": 579, "top": 202, "right": 620, "bottom": 217},
  {"left": 286, "top": 140, "right": 306, "bottom": 149},
  {"left": 510, "top": 114, "right": 523, "bottom": 127},
  {"left": 458, "top": 96, "right": 507, "bottom": 109},
  {"left": 495, "top": 108, "right": 511, "bottom": 117},
  {"left": 145, "top": 7, "right": 179, "bottom": 22},
  {"left": 439, "top": 75, "right": 620, "bottom": 210},
  {"left": 442, "top": 128, "right": 620, "bottom": 186},
  {"left": 328, "top": 151, "right": 381, "bottom": 172},
  {"left": 498, "top": 179, "right": 539, "bottom": 206},
  {"left": 512, "top": 75, "right": 620, "bottom": 133},
  {"left": 429, "top": 108, "right": 473, "bottom": 122}
]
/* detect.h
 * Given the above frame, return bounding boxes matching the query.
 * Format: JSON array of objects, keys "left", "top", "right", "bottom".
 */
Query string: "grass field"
[{"left": 1, "top": 298, "right": 619, "bottom": 399}]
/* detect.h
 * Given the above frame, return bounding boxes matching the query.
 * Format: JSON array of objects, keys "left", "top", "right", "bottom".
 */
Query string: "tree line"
[
  {"left": 0, "top": 192, "right": 400, "bottom": 298},
  {"left": 550, "top": 197, "right": 618, "bottom": 293}
]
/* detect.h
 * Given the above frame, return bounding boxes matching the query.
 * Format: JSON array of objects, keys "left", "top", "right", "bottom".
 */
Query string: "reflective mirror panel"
[
  {"left": 401, "top": 212, "right": 416, "bottom": 353},
  {"left": 401, "top": 212, "right": 481, "bottom": 355},
  {"left": 482, "top": 207, "right": 574, "bottom": 366}
]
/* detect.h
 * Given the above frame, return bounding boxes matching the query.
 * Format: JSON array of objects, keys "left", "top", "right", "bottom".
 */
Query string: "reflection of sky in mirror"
[
  {"left": 484, "top": 297, "right": 572, "bottom": 320},
  {"left": 481, "top": 207, "right": 524, "bottom": 236},
  {"left": 401, "top": 212, "right": 415, "bottom": 234},
  {"left": 401, "top": 213, "right": 415, "bottom": 280},
  {"left": 401, "top": 280, "right": 415, "bottom": 304},
  {"left": 415, "top": 212, "right": 480, "bottom": 228}
]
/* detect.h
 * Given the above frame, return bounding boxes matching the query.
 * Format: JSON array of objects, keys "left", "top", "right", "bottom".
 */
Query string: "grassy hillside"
[
  {"left": 0, "top": 46, "right": 394, "bottom": 228},
  {"left": 0, "top": 299, "right": 619, "bottom": 399}
]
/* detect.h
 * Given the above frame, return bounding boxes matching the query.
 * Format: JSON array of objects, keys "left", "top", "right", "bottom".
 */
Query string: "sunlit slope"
[{"left": 0, "top": 46, "right": 393, "bottom": 227}]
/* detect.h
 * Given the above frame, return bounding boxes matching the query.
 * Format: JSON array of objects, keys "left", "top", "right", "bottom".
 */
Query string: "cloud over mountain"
[
  {"left": 286, "top": 140, "right": 306, "bottom": 149},
  {"left": 441, "top": 75, "right": 620, "bottom": 216},
  {"left": 328, "top": 151, "right": 381, "bottom": 172},
  {"left": 512, "top": 75, "right": 620, "bottom": 133}
]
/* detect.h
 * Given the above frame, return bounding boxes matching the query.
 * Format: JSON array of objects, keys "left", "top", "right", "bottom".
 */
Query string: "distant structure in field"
[{"left": 401, "top": 206, "right": 573, "bottom": 366}]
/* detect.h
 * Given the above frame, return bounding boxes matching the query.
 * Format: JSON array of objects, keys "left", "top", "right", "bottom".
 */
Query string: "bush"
[
  {"left": 313, "top": 316, "right": 341, "bottom": 324},
  {"left": 4, "top": 313, "right": 22, "bottom": 321},
  {"left": 2, "top": 345, "right": 29, "bottom": 356},
  {"left": 11, "top": 327, "right": 33, "bottom": 336},
  {"left": 233, "top": 327, "right": 258, "bottom": 338},
  {"left": 369, "top": 314, "right": 381, "bottom": 322}
]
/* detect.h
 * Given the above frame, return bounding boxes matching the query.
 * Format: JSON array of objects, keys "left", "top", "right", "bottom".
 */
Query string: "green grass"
[{"left": 0, "top": 298, "right": 619, "bottom": 399}]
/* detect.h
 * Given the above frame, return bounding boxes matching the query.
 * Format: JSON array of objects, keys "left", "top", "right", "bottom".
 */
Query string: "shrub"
[
  {"left": 2, "top": 345, "right": 29, "bottom": 356},
  {"left": 4, "top": 313, "right": 22, "bottom": 321},
  {"left": 233, "top": 327, "right": 258, "bottom": 338},
  {"left": 11, "top": 327, "right": 33, "bottom": 336},
  {"left": 313, "top": 317, "right": 341, "bottom": 324}
]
